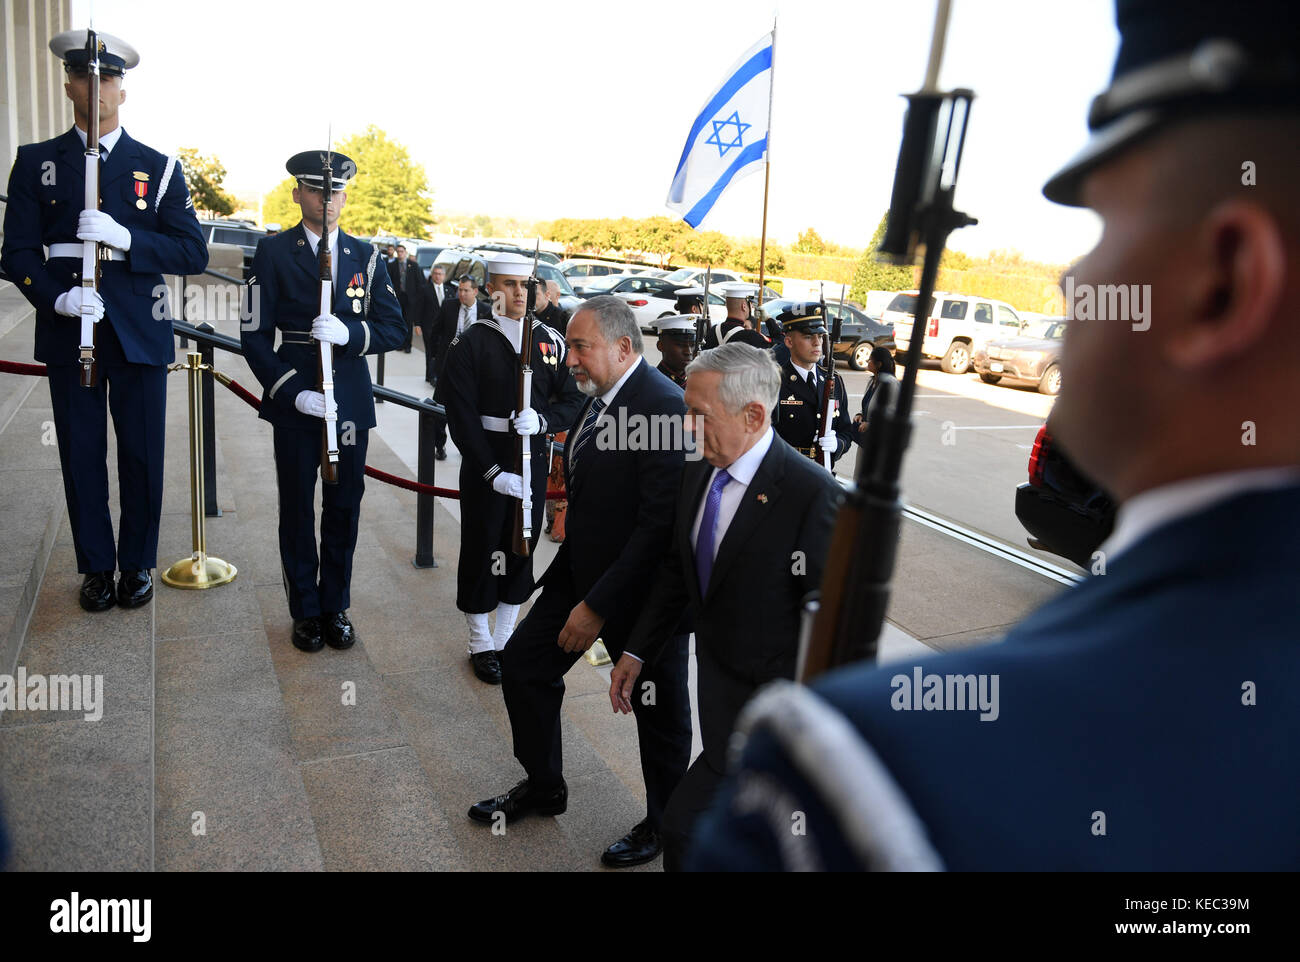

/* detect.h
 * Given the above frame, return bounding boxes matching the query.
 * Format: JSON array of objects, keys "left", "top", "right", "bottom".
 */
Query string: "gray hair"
[
  {"left": 573, "top": 295, "right": 643, "bottom": 354},
  {"left": 686, "top": 343, "right": 781, "bottom": 416}
]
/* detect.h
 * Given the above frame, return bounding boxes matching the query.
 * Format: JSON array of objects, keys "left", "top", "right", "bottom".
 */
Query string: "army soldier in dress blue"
[
  {"left": 240, "top": 151, "right": 405, "bottom": 653},
  {"left": 435, "top": 253, "right": 584, "bottom": 684},
  {"left": 771, "top": 307, "right": 851, "bottom": 469},
  {"left": 1, "top": 29, "right": 207, "bottom": 612},
  {"left": 652, "top": 314, "right": 697, "bottom": 388}
]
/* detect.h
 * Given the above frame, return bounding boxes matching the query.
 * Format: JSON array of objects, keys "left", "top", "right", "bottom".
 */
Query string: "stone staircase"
[{"left": 0, "top": 290, "right": 671, "bottom": 872}]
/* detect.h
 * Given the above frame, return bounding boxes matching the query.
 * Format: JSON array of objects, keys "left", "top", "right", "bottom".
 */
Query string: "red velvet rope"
[{"left": 2, "top": 358, "right": 568, "bottom": 502}]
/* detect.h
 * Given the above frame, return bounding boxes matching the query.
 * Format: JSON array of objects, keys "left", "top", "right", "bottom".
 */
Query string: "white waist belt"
[
  {"left": 480, "top": 415, "right": 511, "bottom": 432},
  {"left": 48, "top": 243, "right": 126, "bottom": 262}
]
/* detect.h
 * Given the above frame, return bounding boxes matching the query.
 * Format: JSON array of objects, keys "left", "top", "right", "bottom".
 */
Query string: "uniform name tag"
[{"left": 779, "top": 397, "right": 803, "bottom": 406}]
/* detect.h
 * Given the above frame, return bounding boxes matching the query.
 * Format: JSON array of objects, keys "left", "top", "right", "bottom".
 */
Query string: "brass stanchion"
[
  {"left": 162, "top": 352, "right": 237, "bottom": 589},
  {"left": 585, "top": 639, "right": 612, "bottom": 667}
]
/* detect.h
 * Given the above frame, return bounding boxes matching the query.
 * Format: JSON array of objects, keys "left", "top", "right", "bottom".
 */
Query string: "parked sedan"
[
  {"left": 974, "top": 318, "right": 1066, "bottom": 395},
  {"left": 759, "top": 298, "right": 895, "bottom": 369}
]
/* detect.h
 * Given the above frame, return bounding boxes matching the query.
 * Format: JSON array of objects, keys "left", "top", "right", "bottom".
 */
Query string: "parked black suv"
[{"left": 1015, "top": 424, "right": 1117, "bottom": 568}]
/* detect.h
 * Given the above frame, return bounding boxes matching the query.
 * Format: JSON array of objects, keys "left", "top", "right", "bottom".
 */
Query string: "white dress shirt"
[
  {"left": 568, "top": 356, "right": 643, "bottom": 472},
  {"left": 73, "top": 124, "right": 124, "bottom": 157},
  {"left": 691, "top": 426, "right": 775, "bottom": 564},
  {"left": 1099, "top": 466, "right": 1300, "bottom": 562},
  {"left": 791, "top": 360, "right": 817, "bottom": 388},
  {"left": 300, "top": 224, "right": 340, "bottom": 287}
]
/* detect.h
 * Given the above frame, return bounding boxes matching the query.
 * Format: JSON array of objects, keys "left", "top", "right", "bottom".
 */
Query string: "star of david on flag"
[{"left": 666, "top": 31, "right": 774, "bottom": 228}]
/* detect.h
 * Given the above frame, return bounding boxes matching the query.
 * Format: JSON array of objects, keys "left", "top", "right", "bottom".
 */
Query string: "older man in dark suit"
[
  {"left": 468, "top": 295, "right": 693, "bottom": 869},
  {"left": 691, "top": 0, "right": 1300, "bottom": 871},
  {"left": 610, "top": 343, "right": 841, "bottom": 870}
]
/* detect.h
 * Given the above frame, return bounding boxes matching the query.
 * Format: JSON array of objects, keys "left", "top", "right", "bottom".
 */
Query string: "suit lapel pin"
[
  {"left": 344, "top": 247, "right": 351, "bottom": 255},
  {"left": 757, "top": 493, "right": 768, "bottom": 504}
]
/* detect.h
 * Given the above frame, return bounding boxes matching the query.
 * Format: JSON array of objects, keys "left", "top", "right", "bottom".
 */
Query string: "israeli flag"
[{"left": 666, "top": 31, "right": 774, "bottom": 228}]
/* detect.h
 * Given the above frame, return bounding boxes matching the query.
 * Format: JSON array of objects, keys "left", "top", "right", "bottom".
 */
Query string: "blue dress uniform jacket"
[
  {"left": 689, "top": 485, "right": 1300, "bottom": 871},
  {"left": 241, "top": 223, "right": 405, "bottom": 433},
  {"left": 239, "top": 222, "right": 405, "bottom": 620},
  {"left": 2, "top": 128, "right": 207, "bottom": 365},
  {"left": 1, "top": 127, "right": 207, "bottom": 574},
  {"left": 772, "top": 359, "right": 852, "bottom": 467}
]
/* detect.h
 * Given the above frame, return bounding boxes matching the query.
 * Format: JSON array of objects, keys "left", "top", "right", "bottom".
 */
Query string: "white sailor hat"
[
  {"left": 488, "top": 252, "right": 536, "bottom": 278},
  {"left": 50, "top": 28, "right": 139, "bottom": 77},
  {"left": 286, "top": 150, "right": 356, "bottom": 191},
  {"left": 653, "top": 314, "right": 700, "bottom": 336},
  {"left": 720, "top": 282, "right": 759, "bottom": 300}
]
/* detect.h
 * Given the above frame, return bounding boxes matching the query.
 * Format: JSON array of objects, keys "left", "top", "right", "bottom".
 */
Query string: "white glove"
[
  {"left": 818, "top": 433, "right": 838, "bottom": 453},
  {"left": 512, "top": 407, "right": 541, "bottom": 436},
  {"left": 54, "top": 287, "right": 105, "bottom": 319},
  {"left": 77, "top": 209, "right": 132, "bottom": 251},
  {"left": 312, "top": 313, "right": 349, "bottom": 346},
  {"left": 491, "top": 472, "right": 525, "bottom": 499},
  {"left": 294, "top": 390, "right": 326, "bottom": 418}
]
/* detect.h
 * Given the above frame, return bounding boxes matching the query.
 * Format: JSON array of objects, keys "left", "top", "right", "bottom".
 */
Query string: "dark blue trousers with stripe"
[
  {"left": 45, "top": 318, "right": 167, "bottom": 574},
  {"left": 273, "top": 424, "right": 368, "bottom": 619}
]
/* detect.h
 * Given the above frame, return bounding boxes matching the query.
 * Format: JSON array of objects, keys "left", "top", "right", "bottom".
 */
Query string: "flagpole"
[{"left": 756, "top": 16, "right": 776, "bottom": 320}]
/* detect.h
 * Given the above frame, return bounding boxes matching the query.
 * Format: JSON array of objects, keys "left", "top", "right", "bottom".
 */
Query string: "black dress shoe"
[
  {"left": 468, "top": 778, "right": 567, "bottom": 824},
  {"left": 601, "top": 819, "right": 663, "bottom": 867},
  {"left": 116, "top": 569, "right": 153, "bottom": 608},
  {"left": 79, "top": 571, "right": 116, "bottom": 612},
  {"left": 469, "top": 650, "right": 502, "bottom": 684},
  {"left": 434, "top": 446, "right": 447, "bottom": 461},
  {"left": 292, "top": 617, "right": 324, "bottom": 652},
  {"left": 322, "top": 611, "right": 358, "bottom": 650}
]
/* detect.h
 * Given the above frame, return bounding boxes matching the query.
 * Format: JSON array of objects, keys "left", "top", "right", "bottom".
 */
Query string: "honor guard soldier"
[
  {"left": 691, "top": 0, "right": 1300, "bottom": 872},
  {"left": 1, "top": 29, "right": 207, "bottom": 612},
  {"left": 652, "top": 314, "right": 697, "bottom": 388},
  {"left": 704, "top": 283, "right": 769, "bottom": 350},
  {"left": 771, "top": 306, "right": 851, "bottom": 469},
  {"left": 435, "top": 253, "right": 584, "bottom": 684},
  {"left": 240, "top": 151, "right": 405, "bottom": 653}
]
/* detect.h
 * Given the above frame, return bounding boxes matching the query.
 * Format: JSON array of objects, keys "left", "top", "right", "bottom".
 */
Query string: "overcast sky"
[{"left": 70, "top": 0, "right": 1118, "bottom": 265}]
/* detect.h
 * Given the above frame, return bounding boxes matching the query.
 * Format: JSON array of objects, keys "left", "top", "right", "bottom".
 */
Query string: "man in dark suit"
[
  {"left": 691, "top": 0, "right": 1300, "bottom": 871},
  {"left": 417, "top": 264, "right": 455, "bottom": 384},
  {"left": 388, "top": 243, "right": 420, "bottom": 352},
  {"left": 469, "top": 295, "right": 693, "bottom": 869},
  {"left": 240, "top": 150, "right": 406, "bottom": 653},
  {"left": 610, "top": 343, "right": 840, "bottom": 870},
  {"left": 1, "top": 28, "right": 208, "bottom": 612}
]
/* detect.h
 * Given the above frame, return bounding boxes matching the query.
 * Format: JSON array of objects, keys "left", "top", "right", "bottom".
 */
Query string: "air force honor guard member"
[
  {"left": 240, "top": 151, "right": 405, "bottom": 653},
  {"left": 1, "top": 29, "right": 207, "bottom": 612},
  {"left": 652, "top": 314, "right": 697, "bottom": 388},
  {"left": 691, "top": 0, "right": 1300, "bottom": 871},
  {"left": 771, "top": 306, "right": 852, "bottom": 469},
  {"left": 434, "top": 253, "right": 584, "bottom": 684}
]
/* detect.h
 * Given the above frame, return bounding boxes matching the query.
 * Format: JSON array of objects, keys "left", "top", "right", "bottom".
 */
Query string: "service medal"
[{"left": 133, "top": 172, "right": 149, "bottom": 210}]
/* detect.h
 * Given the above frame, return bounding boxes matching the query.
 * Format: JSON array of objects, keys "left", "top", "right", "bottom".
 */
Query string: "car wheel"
[
  {"left": 940, "top": 341, "right": 971, "bottom": 374},
  {"left": 979, "top": 373, "right": 1002, "bottom": 385},
  {"left": 849, "top": 341, "right": 872, "bottom": 371},
  {"left": 1039, "top": 364, "right": 1061, "bottom": 395}
]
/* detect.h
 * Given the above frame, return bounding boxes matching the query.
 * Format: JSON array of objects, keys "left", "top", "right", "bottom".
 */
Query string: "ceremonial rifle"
[
  {"left": 78, "top": 27, "right": 103, "bottom": 388},
  {"left": 816, "top": 284, "right": 842, "bottom": 472},
  {"left": 797, "top": 0, "right": 976, "bottom": 681},
  {"left": 511, "top": 239, "right": 541, "bottom": 557},
  {"left": 316, "top": 142, "right": 340, "bottom": 485},
  {"left": 695, "top": 264, "right": 713, "bottom": 356}
]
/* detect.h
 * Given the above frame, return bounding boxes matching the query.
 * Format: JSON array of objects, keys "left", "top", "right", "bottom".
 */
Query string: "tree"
[
  {"left": 334, "top": 125, "right": 433, "bottom": 237},
  {"left": 733, "top": 242, "right": 784, "bottom": 274},
  {"left": 261, "top": 176, "right": 299, "bottom": 230},
  {"left": 178, "top": 148, "right": 235, "bottom": 216},
  {"left": 850, "top": 212, "right": 913, "bottom": 302},
  {"left": 792, "top": 227, "right": 827, "bottom": 255}
]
